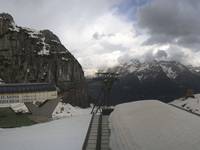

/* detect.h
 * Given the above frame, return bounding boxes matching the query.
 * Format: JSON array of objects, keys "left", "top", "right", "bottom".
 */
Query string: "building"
[{"left": 0, "top": 83, "right": 59, "bottom": 118}]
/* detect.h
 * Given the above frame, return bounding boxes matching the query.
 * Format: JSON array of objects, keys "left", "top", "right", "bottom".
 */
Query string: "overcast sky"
[{"left": 1, "top": 0, "right": 200, "bottom": 76}]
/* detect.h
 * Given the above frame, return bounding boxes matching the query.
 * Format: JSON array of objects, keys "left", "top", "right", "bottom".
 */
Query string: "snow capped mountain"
[
  {"left": 88, "top": 60, "right": 200, "bottom": 105},
  {"left": 111, "top": 60, "right": 192, "bottom": 81}
]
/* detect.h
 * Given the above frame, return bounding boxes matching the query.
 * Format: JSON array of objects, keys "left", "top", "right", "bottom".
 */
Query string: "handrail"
[
  {"left": 96, "top": 114, "right": 102, "bottom": 150},
  {"left": 82, "top": 113, "right": 94, "bottom": 150}
]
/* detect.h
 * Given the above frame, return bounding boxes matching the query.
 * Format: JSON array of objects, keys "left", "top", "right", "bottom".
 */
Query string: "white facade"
[{"left": 0, "top": 91, "right": 57, "bottom": 104}]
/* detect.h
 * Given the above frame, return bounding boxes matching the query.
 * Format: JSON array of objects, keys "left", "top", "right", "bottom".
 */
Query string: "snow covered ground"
[
  {"left": 109, "top": 100, "right": 200, "bottom": 150},
  {"left": 0, "top": 102, "right": 91, "bottom": 150},
  {"left": 0, "top": 102, "right": 90, "bottom": 119},
  {"left": 170, "top": 94, "right": 200, "bottom": 114}
]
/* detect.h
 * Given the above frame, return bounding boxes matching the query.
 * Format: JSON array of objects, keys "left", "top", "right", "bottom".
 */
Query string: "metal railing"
[
  {"left": 96, "top": 114, "right": 102, "bottom": 150},
  {"left": 82, "top": 114, "right": 95, "bottom": 150}
]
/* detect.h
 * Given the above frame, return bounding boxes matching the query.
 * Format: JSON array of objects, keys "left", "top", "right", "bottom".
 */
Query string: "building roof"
[
  {"left": 110, "top": 100, "right": 200, "bottom": 150},
  {"left": 0, "top": 83, "right": 57, "bottom": 94}
]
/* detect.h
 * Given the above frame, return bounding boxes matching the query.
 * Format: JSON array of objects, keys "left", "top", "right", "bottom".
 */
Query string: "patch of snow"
[
  {"left": 52, "top": 102, "right": 91, "bottom": 119},
  {"left": 195, "top": 69, "right": 200, "bottom": 72},
  {"left": 11, "top": 103, "right": 29, "bottom": 113},
  {"left": 0, "top": 78, "right": 4, "bottom": 84},
  {"left": 22, "top": 27, "right": 41, "bottom": 38},
  {"left": 110, "top": 100, "right": 200, "bottom": 150},
  {"left": 127, "top": 65, "right": 137, "bottom": 73},
  {"left": 170, "top": 94, "right": 200, "bottom": 114},
  {"left": 160, "top": 64, "right": 177, "bottom": 79},
  {"left": 9, "top": 22, "right": 20, "bottom": 32},
  {"left": 61, "top": 57, "right": 69, "bottom": 62},
  {"left": 51, "top": 39, "right": 60, "bottom": 44},
  {"left": 37, "top": 37, "right": 50, "bottom": 55},
  {"left": 137, "top": 74, "right": 143, "bottom": 81},
  {"left": 51, "top": 51, "right": 69, "bottom": 54},
  {"left": 137, "top": 63, "right": 149, "bottom": 72}
]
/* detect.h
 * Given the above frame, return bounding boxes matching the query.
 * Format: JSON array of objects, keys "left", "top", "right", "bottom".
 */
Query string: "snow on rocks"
[
  {"left": 37, "top": 37, "right": 50, "bottom": 55},
  {"left": 22, "top": 27, "right": 41, "bottom": 38},
  {"left": 10, "top": 103, "right": 29, "bottom": 113},
  {"left": 9, "top": 22, "right": 20, "bottom": 32},
  {"left": 0, "top": 78, "right": 4, "bottom": 84},
  {"left": 109, "top": 100, "right": 200, "bottom": 150},
  {"left": 160, "top": 64, "right": 177, "bottom": 79},
  {"left": 170, "top": 94, "right": 200, "bottom": 114},
  {"left": 61, "top": 57, "right": 69, "bottom": 62}
]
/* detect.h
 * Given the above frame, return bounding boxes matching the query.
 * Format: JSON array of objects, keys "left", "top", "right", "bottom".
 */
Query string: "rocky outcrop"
[{"left": 0, "top": 13, "right": 88, "bottom": 107}]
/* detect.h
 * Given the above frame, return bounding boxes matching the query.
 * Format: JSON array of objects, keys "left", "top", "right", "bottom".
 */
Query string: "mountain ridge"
[{"left": 88, "top": 59, "right": 200, "bottom": 105}]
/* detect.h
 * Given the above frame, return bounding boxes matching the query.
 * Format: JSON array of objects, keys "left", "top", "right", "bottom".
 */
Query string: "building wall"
[{"left": 0, "top": 91, "right": 57, "bottom": 104}]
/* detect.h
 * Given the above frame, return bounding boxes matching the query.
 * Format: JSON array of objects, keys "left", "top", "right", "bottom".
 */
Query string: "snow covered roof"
[
  {"left": 0, "top": 83, "right": 56, "bottom": 94},
  {"left": 109, "top": 100, "right": 200, "bottom": 150}
]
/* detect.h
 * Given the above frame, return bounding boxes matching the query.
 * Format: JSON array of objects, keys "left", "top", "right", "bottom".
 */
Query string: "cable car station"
[{"left": 0, "top": 83, "right": 59, "bottom": 118}]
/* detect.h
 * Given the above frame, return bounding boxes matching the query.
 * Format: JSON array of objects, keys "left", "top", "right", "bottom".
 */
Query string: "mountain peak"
[
  {"left": 0, "top": 13, "right": 14, "bottom": 23},
  {"left": 0, "top": 13, "right": 18, "bottom": 34}
]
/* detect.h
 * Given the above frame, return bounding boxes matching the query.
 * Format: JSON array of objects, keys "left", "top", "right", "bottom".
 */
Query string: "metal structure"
[
  {"left": 82, "top": 114, "right": 110, "bottom": 150},
  {"left": 91, "top": 72, "right": 119, "bottom": 114}
]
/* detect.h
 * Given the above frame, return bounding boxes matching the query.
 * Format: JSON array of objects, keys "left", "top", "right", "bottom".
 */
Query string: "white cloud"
[
  {"left": 60, "top": 10, "right": 150, "bottom": 76},
  {"left": 2, "top": 0, "right": 199, "bottom": 76}
]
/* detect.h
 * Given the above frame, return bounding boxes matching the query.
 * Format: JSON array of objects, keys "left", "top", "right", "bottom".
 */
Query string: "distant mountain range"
[{"left": 87, "top": 60, "right": 200, "bottom": 105}]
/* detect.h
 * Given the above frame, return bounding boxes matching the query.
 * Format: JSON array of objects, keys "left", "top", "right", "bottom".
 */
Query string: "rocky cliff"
[{"left": 0, "top": 13, "right": 88, "bottom": 107}]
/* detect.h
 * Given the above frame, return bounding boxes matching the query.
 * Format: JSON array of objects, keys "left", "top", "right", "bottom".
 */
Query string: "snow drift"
[
  {"left": 170, "top": 94, "right": 200, "bottom": 114},
  {"left": 0, "top": 103, "right": 91, "bottom": 150},
  {"left": 0, "top": 114, "right": 91, "bottom": 150},
  {"left": 109, "top": 100, "right": 200, "bottom": 150}
]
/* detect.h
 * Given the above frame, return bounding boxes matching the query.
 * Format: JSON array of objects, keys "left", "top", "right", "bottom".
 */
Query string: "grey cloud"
[
  {"left": 0, "top": 0, "right": 121, "bottom": 32},
  {"left": 166, "top": 46, "right": 187, "bottom": 63},
  {"left": 142, "top": 50, "right": 155, "bottom": 62},
  {"left": 100, "top": 41, "right": 128, "bottom": 53},
  {"left": 117, "top": 53, "right": 133, "bottom": 64},
  {"left": 155, "top": 50, "right": 167, "bottom": 59},
  {"left": 138, "top": 0, "right": 200, "bottom": 51},
  {"left": 92, "top": 32, "right": 115, "bottom": 40}
]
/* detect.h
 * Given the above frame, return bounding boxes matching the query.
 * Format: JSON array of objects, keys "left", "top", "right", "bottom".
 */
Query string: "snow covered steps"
[{"left": 82, "top": 114, "right": 111, "bottom": 150}]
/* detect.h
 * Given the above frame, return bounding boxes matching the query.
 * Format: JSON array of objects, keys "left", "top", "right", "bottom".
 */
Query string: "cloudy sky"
[{"left": 0, "top": 0, "right": 200, "bottom": 76}]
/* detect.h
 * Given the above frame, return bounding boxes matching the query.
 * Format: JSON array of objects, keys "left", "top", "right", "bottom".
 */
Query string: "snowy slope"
[
  {"left": 170, "top": 94, "right": 200, "bottom": 114},
  {"left": 52, "top": 102, "right": 91, "bottom": 119},
  {"left": 109, "top": 100, "right": 200, "bottom": 150},
  {"left": 0, "top": 114, "right": 91, "bottom": 150}
]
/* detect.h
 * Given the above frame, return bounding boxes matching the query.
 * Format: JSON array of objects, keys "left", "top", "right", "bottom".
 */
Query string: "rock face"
[{"left": 0, "top": 13, "right": 88, "bottom": 107}]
